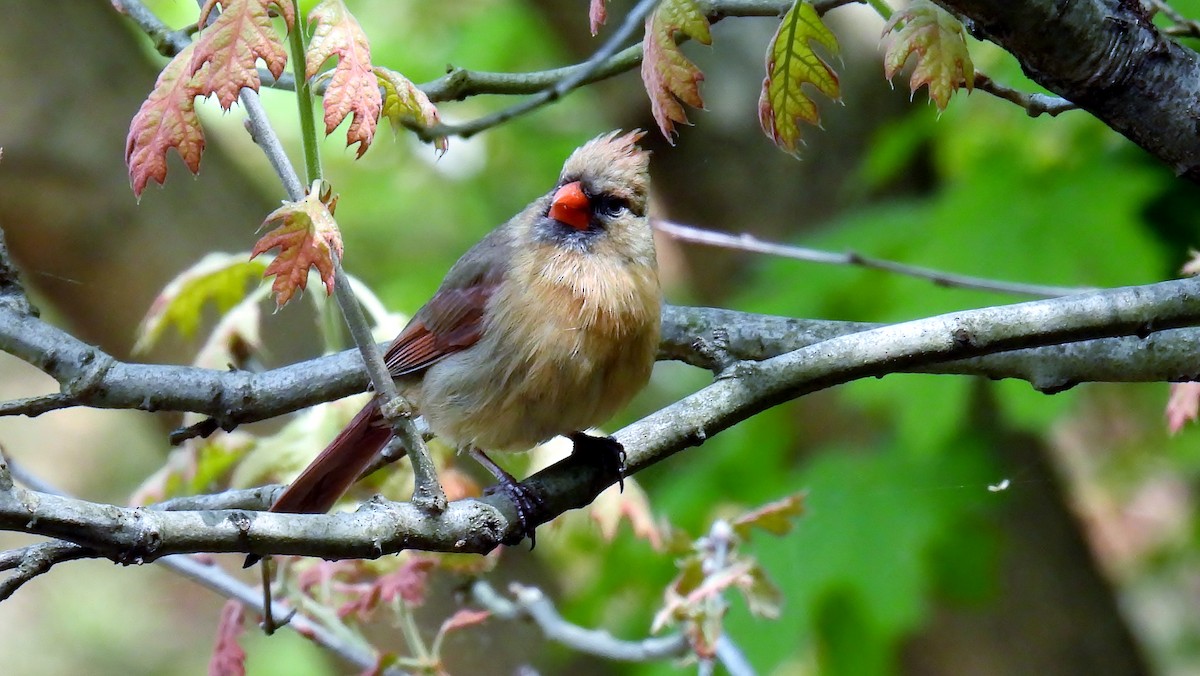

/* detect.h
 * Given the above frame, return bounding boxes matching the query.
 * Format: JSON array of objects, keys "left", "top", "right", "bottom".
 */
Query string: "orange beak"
[{"left": 548, "top": 181, "right": 590, "bottom": 231}]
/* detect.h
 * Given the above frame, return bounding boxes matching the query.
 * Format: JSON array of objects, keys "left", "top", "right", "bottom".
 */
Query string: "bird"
[{"left": 257, "top": 130, "right": 661, "bottom": 552}]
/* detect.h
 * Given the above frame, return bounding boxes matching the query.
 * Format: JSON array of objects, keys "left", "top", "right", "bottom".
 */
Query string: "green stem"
[
  {"left": 288, "top": 11, "right": 322, "bottom": 183},
  {"left": 864, "top": 0, "right": 892, "bottom": 20}
]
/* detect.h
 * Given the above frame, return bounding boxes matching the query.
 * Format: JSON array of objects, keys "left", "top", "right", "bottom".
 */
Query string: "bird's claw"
[{"left": 483, "top": 477, "right": 546, "bottom": 548}]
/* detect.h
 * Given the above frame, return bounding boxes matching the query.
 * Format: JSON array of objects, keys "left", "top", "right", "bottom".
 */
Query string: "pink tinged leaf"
[
  {"left": 590, "top": 477, "right": 664, "bottom": 550},
  {"left": 192, "top": 0, "right": 296, "bottom": 110},
  {"left": 438, "top": 608, "right": 491, "bottom": 635},
  {"left": 731, "top": 492, "right": 805, "bottom": 540},
  {"left": 758, "top": 1, "right": 840, "bottom": 157},
  {"left": 208, "top": 600, "right": 247, "bottom": 676},
  {"left": 1167, "top": 382, "right": 1200, "bottom": 434},
  {"left": 377, "top": 67, "right": 447, "bottom": 154},
  {"left": 882, "top": 0, "right": 974, "bottom": 111},
  {"left": 125, "top": 42, "right": 206, "bottom": 197},
  {"left": 251, "top": 184, "right": 344, "bottom": 308},
  {"left": 640, "top": 0, "right": 712, "bottom": 143},
  {"left": 589, "top": 0, "right": 608, "bottom": 36},
  {"left": 307, "top": 0, "right": 381, "bottom": 158}
]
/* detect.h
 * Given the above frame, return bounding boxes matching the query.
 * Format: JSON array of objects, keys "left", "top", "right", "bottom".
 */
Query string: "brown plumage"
[{"left": 263, "top": 131, "right": 660, "bottom": 537}]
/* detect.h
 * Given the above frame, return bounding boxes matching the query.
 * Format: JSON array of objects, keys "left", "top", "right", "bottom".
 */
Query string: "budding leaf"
[
  {"left": 883, "top": 0, "right": 974, "bottom": 111},
  {"left": 307, "top": 0, "right": 381, "bottom": 157},
  {"left": 641, "top": 0, "right": 711, "bottom": 143},
  {"left": 192, "top": 0, "right": 296, "bottom": 110},
  {"left": 251, "top": 185, "right": 344, "bottom": 307},
  {"left": 758, "top": 1, "right": 840, "bottom": 157},
  {"left": 377, "top": 67, "right": 446, "bottom": 154}
]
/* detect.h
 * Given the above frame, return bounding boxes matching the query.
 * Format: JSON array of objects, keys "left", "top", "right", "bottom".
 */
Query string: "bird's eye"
[{"left": 593, "top": 194, "right": 630, "bottom": 218}]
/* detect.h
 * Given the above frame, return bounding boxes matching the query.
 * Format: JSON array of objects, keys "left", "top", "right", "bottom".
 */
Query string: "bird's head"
[{"left": 534, "top": 130, "right": 654, "bottom": 262}]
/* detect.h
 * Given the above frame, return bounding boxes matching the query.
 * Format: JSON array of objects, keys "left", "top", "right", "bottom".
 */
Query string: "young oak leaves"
[
  {"left": 651, "top": 494, "right": 802, "bottom": 659},
  {"left": 252, "top": 182, "right": 343, "bottom": 307},
  {"left": 883, "top": 0, "right": 975, "bottom": 111},
  {"left": 640, "top": 0, "right": 711, "bottom": 143},
  {"left": 192, "top": 0, "right": 295, "bottom": 111},
  {"left": 307, "top": 0, "right": 381, "bottom": 158},
  {"left": 126, "top": 0, "right": 443, "bottom": 197},
  {"left": 758, "top": 1, "right": 841, "bottom": 156}
]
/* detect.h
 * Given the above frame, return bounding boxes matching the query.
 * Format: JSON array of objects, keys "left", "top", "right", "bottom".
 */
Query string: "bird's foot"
[
  {"left": 568, "top": 432, "right": 626, "bottom": 492},
  {"left": 470, "top": 448, "right": 545, "bottom": 548}
]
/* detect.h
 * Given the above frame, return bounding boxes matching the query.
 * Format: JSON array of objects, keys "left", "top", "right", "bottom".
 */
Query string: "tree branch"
[{"left": 4, "top": 277, "right": 1200, "bottom": 562}]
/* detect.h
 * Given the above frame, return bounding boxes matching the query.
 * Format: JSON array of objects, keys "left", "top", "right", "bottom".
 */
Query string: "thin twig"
[
  {"left": 973, "top": 73, "right": 1077, "bottom": 117},
  {"left": 1148, "top": 0, "right": 1200, "bottom": 38},
  {"left": 420, "top": 0, "right": 660, "bottom": 140},
  {"left": 0, "top": 393, "right": 78, "bottom": 418},
  {"left": 654, "top": 219, "right": 1091, "bottom": 298}
]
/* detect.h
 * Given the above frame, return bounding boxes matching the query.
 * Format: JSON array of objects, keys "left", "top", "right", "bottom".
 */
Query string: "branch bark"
[{"left": 4, "top": 277, "right": 1200, "bottom": 563}]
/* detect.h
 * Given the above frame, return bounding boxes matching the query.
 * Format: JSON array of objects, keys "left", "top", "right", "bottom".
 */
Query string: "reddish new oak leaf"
[
  {"left": 640, "top": 0, "right": 711, "bottom": 143},
  {"left": 208, "top": 600, "right": 247, "bottom": 676},
  {"left": 251, "top": 185, "right": 343, "bottom": 307},
  {"left": 883, "top": 0, "right": 974, "bottom": 111},
  {"left": 307, "top": 0, "right": 381, "bottom": 158},
  {"left": 126, "top": 42, "right": 206, "bottom": 197},
  {"left": 758, "top": 1, "right": 840, "bottom": 157},
  {"left": 589, "top": 0, "right": 608, "bottom": 36},
  {"left": 377, "top": 67, "right": 447, "bottom": 154},
  {"left": 192, "top": 0, "right": 295, "bottom": 110}
]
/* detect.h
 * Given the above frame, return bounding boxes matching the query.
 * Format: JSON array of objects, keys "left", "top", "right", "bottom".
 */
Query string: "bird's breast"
[{"left": 415, "top": 246, "right": 661, "bottom": 451}]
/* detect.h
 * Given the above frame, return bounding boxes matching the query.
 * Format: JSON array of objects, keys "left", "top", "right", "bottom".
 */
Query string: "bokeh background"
[{"left": 2, "top": 0, "right": 1200, "bottom": 674}]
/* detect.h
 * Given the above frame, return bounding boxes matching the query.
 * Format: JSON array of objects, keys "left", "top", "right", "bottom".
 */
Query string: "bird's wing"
[{"left": 383, "top": 227, "right": 512, "bottom": 377}]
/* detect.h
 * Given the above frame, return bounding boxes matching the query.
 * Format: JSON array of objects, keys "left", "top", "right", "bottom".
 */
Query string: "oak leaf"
[
  {"left": 883, "top": 0, "right": 974, "bottom": 111},
  {"left": 192, "top": 0, "right": 295, "bottom": 110},
  {"left": 758, "top": 1, "right": 840, "bottom": 156},
  {"left": 640, "top": 0, "right": 711, "bottom": 143},
  {"left": 125, "top": 42, "right": 207, "bottom": 197},
  {"left": 251, "top": 184, "right": 344, "bottom": 307},
  {"left": 307, "top": 0, "right": 381, "bottom": 157}
]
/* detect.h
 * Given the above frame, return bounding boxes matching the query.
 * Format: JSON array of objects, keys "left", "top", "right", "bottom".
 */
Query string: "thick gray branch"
[
  {"left": 4, "top": 278, "right": 1200, "bottom": 560},
  {"left": 935, "top": 0, "right": 1200, "bottom": 181}
]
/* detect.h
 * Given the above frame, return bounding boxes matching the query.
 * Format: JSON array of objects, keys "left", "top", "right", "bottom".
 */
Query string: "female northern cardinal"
[{"left": 263, "top": 130, "right": 660, "bottom": 544}]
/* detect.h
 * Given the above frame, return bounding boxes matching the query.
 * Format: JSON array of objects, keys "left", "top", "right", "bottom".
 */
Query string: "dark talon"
[
  {"left": 470, "top": 448, "right": 545, "bottom": 548},
  {"left": 568, "top": 432, "right": 626, "bottom": 492}
]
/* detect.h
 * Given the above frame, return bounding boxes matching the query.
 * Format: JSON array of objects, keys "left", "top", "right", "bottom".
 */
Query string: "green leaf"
[
  {"left": 758, "top": 1, "right": 840, "bottom": 156},
  {"left": 641, "top": 0, "right": 711, "bottom": 142},
  {"left": 134, "top": 253, "right": 268, "bottom": 354}
]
